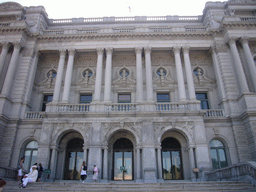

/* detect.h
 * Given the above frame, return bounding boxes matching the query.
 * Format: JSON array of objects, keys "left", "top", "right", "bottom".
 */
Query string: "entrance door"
[
  {"left": 162, "top": 138, "right": 183, "bottom": 180},
  {"left": 64, "top": 138, "right": 84, "bottom": 180},
  {"left": 113, "top": 138, "right": 133, "bottom": 180}
]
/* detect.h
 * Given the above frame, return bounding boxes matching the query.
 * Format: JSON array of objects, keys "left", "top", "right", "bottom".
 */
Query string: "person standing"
[
  {"left": 92, "top": 165, "right": 98, "bottom": 183},
  {"left": 17, "top": 157, "right": 25, "bottom": 183},
  {"left": 37, "top": 163, "right": 44, "bottom": 182},
  {"left": 79, "top": 161, "right": 87, "bottom": 183},
  {"left": 0, "top": 179, "right": 6, "bottom": 192},
  {"left": 20, "top": 165, "right": 38, "bottom": 188}
]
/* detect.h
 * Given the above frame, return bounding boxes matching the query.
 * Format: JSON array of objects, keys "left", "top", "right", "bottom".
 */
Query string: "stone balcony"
[{"left": 24, "top": 102, "right": 225, "bottom": 120}]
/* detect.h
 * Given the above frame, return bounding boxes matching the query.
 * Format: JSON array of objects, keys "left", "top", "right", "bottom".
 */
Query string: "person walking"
[
  {"left": 79, "top": 161, "right": 87, "bottom": 183},
  {"left": 92, "top": 165, "right": 98, "bottom": 183}
]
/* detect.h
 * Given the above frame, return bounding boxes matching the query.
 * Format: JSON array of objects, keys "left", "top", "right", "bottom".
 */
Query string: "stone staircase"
[{"left": 3, "top": 181, "right": 256, "bottom": 192}]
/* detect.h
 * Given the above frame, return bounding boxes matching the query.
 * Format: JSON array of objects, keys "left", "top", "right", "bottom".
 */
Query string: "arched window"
[
  {"left": 23, "top": 141, "right": 38, "bottom": 172},
  {"left": 210, "top": 139, "right": 228, "bottom": 170}
]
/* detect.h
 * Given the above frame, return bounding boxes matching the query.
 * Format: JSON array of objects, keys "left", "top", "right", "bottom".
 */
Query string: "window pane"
[
  {"left": 42, "top": 95, "right": 53, "bottom": 111},
  {"left": 210, "top": 140, "right": 224, "bottom": 148},
  {"left": 118, "top": 94, "right": 131, "bottom": 103},
  {"left": 80, "top": 94, "right": 92, "bottom": 103},
  {"left": 196, "top": 93, "right": 209, "bottom": 109},
  {"left": 210, "top": 149, "right": 219, "bottom": 169},
  {"left": 26, "top": 141, "right": 38, "bottom": 149},
  {"left": 24, "top": 150, "right": 32, "bottom": 171},
  {"left": 30, "top": 150, "right": 38, "bottom": 167},
  {"left": 218, "top": 149, "right": 228, "bottom": 168},
  {"left": 157, "top": 93, "right": 170, "bottom": 102}
]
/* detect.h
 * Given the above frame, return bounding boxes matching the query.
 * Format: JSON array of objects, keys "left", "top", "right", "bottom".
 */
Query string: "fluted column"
[
  {"left": 103, "top": 147, "right": 108, "bottom": 179},
  {"left": 104, "top": 48, "right": 113, "bottom": 103},
  {"left": 52, "top": 49, "right": 66, "bottom": 103},
  {"left": 50, "top": 147, "right": 58, "bottom": 179},
  {"left": 157, "top": 147, "right": 163, "bottom": 180},
  {"left": 62, "top": 49, "right": 75, "bottom": 103},
  {"left": 135, "top": 47, "right": 144, "bottom": 103},
  {"left": 240, "top": 37, "right": 256, "bottom": 91},
  {"left": 0, "top": 42, "right": 10, "bottom": 75},
  {"left": 94, "top": 48, "right": 104, "bottom": 102},
  {"left": 189, "top": 147, "right": 196, "bottom": 181},
  {"left": 183, "top": 47, "right": 196, "bottom": 101},
  {"left": 144, "top": 47, "right": 154, "bottom": 102},
  {"left": 136, "top": 148, "right": 140, "bottom": 180},
  {"left": 1, "top": 42, "right": 22, "bottom": 96},
  {"left": 173, "top": 47, "right": 187, "bottom": 101},
  {"left": 228, "top": 38, "right": 249, "bottom": 93}
]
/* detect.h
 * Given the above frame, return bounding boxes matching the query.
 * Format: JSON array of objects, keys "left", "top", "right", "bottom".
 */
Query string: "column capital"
[
  {"left": 105, "top": 47, "right": 113, "bottom": 54},
  {"left": 13, "top": 42, "right": 22, "bottom": 50},
  {"left": 240, "top": 37, "right": 249, "bottom": 45},
  {"left": 173, "top": 46, "right": 181, "bottom": 53},
  {"left": 135, "top": 47, "right": 143, "bottom": 54},
  {"left": 228, "top": 37, "right": 238, "bottom": 45},
  {"left": 182, "top": 46, "right": 190, "bottom": 53},
  {"left": 1, "top": 42, "right": 10, "bottom": 49},
  {"left": 96, "top": 47, "right": 104, "bottom": 54},
  {"left": 59, "top": 49, "right": 66, "bottom": 56},
  {"left": 68, "top": 48, "right": 76, "bottom": 56},
  {"left": 144, "top": 46, "right": 151, "bottom": 53}
]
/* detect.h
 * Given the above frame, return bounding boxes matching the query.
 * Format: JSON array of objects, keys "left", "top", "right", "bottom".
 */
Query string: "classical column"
[
  {"left": 52, "top": 49, "right": 66, "bottom": 103},
  {"left": 144, "top": 47, "right": 154, "bottom": 102},
  {"left": 157, "top": 146, "right": 163, "bottom": 180},
  {"left": 136, "top": 148, "right": 140, "bottom": 180},
  {"left": 104, "top": 48, "right": 113, "bottom": 103},
  {"left": 1, "top": 42, "right": 22, "bottom": 96},
  {"left": 189, "top": 147, "right": 196, "bottom": 181},
  {"left": 61, "top": 49, "right": 75, "bottom": 103},
  {"left": 103, "top": 147, "right": 108, "bottom": 179},
  {"left": 240, "top": 37, "right": 256, "bottom": 91},
  {"left": 50, "top": 147, "right": 58, "bottom": 180},
  {"left": 135, "top": 47, "right": 144, "bottom": 103},
  {"left": 83, "top": 147, "right": 87, "bottom": 163},
  {"left": 228, "top": 38, "right": 249, "bottom": 93},
  {"left": 0, "top": 42, "right": 10, "bottom": 75},
  {"left": 94, "top": 48, "right": 104, "bottom": 102},
  {"left": 173, "top": 47, "right": 187, "bottom": 101},
  {"left": 183, "top": 47, "right": 196, "bottom": 101}
]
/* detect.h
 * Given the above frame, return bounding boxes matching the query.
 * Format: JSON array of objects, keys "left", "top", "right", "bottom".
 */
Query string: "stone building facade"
[{"left": 0, "top": 0, "right": 256, "bottom": 183}]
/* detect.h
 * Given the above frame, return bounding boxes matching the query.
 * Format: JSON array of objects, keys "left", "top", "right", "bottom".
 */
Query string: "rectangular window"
[
  {"left": 80, "top": 94, "right": 92, "bottom": 104},
  {"left": 157, "top": 93, "right": 170, "bottom": 102},
  {"left": 42, "top": 95, "right": 53, "bottom": 111},
  {"left": 118, "top": 93, "right": 131, "bottom": 103},
  {"left": 196, "top": 93, "right": 209, "bottom": 109}
]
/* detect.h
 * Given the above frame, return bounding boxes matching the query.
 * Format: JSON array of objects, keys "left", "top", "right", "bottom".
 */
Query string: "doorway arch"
[{"left": 161, "top": 137, "right": 183, "bottom": 180}]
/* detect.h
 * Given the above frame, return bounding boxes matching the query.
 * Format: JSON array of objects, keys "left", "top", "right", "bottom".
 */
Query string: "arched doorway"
[
  {"left": 64, "top": 138, "right": 84, "bottom": 180},
  {"left": 113, "top": 138, "right": 133, "bottom": 180},
  {"left": 161, "top": 137, "right": 183, "bottom": 180}
]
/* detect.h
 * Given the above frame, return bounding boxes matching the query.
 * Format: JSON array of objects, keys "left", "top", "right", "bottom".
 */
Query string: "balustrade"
[
  {"left": 25, "top": 112, "right": 43, "bottom": 119},
  {"left": 58, "top": 104, "right": 90, "bottom": 112},
  {"left": 204, "top": 109, "right": 225, "bottom": 117}
]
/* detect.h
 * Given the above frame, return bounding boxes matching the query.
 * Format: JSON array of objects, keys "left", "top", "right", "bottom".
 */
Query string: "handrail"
[{"left": 206, "top": 161, "right": 256, "bottom": 182}]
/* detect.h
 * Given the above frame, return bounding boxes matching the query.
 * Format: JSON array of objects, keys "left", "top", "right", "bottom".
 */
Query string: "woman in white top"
[{"left": 80, "top": 161, "right": 87, "bottom": 183}]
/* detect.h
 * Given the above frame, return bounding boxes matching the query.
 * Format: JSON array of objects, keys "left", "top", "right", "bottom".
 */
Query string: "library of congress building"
[{"left": 0, "top": 0, "right": 256, "bottom": 183}]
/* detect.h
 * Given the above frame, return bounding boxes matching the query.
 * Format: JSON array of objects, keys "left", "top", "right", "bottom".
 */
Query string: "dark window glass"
[
  {"left": 118, "top": 94, "right": 131, "bottom": 103},
  {"left": 80, "top": 94, "right": 92, "bottom": 103},
  {"left": 42, "top": 95, "right": 53, "bottom": 111},
  {"left": 210, "top": 139, "right": 228, "bottom": 170},
  {"left": 196, "top": 93, "right": 209, "bottom": 109},
  {"left": 157, "top": 93, "right": 170, "bottom": 102}
]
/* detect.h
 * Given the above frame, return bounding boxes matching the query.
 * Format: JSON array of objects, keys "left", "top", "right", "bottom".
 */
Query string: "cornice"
[{"left": 35, "top": 31, "right": 214, "bottom": 41}]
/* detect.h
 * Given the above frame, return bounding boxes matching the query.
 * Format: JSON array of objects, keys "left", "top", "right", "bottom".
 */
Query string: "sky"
[{"left": 0, "top": 0, "right": 217, "bottom": 19}]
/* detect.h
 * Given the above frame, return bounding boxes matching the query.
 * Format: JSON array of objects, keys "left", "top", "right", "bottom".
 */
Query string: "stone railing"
[
  {"left": 206, "top": 161, "right": 256, "bottom": 185},
  {"left": 108, "top": 103, "right": 138, "bottom": 112},
  {"left": 49, "top": 15, "right": 202, "bottom": 25},
  {"left": 203, "top": 109, "right": 225, "bottom": 118},
  {"left": 57, "top": 104, "right": 90, "bottom": 112},
  {"left": 156, "top": 102, "right": 188, "bottom": 111},
  {"left": 0, "top": 166, "right": 17, "bottom": 179},
  {"left": 240, "top": 16, "right": 256, "bottom": 21},
  {"left": 25, "top": 112, "right": 43, "bottom": 119}
]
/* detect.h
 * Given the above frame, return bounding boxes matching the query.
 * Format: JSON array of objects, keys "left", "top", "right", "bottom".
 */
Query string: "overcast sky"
[{"left": 0, "top": 0, "right": 220, "bottom": 19}]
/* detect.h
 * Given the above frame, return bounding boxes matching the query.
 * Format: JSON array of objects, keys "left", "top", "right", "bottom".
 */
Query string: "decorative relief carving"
[
  {"left": 153, "top": 67, "right": 175, "bottom": 87},
  {"left": 193, "top": 66, "right": 215, "bottom": 86},
  {"left": 75, "top": 68, "right": 95, "bottom": 88},
  {"left": 113, "top": 66, "right": 136, "bottom": 87},
  {"left": 113, "top": 53, "right": 136, "bottom": 66},
  {"left": 38, "top": 69, "right": 57, "bottom": 88}
]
